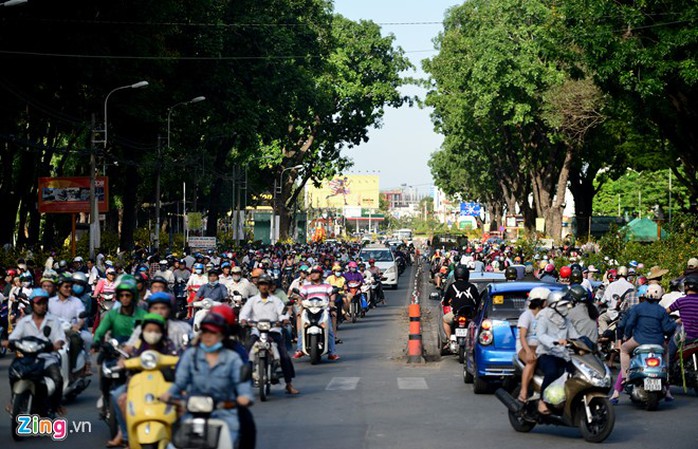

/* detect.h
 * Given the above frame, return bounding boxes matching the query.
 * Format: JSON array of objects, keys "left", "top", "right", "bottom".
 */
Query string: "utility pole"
[
  {"left": 89, "top": 114, "right": 100, "bottom": 259},
  {"left": 154, "top": 135, "right": 162, "bottom": 252}
]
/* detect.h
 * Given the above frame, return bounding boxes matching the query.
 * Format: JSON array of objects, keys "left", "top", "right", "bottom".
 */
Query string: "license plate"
[
  {"left": 644, "top": 378, "right": 662, "bottom": 391},
  {"left": 455, "top": 328, "right": 467, "bottom": 337}
]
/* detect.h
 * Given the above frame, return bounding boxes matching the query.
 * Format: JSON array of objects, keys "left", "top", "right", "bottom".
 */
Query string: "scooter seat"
[{"left": 633, "top": 344, "right": 664, "bottom": 356}]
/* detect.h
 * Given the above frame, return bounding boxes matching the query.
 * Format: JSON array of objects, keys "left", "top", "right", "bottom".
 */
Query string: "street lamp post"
[
  {"left": 0, "top": 0, "right": 28, "bottom": 6},
  {"left": 90, "top": 81, "right": 148, "bottom": 258},
  {"left": 159, "top": 96, "right": 206, "bottom": 251},
  {"left": 272, "top": 164, "right": 303, "bottom": 243}
]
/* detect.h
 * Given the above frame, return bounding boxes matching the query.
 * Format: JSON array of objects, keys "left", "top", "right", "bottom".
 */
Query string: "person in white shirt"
[
  {"left": 153, "top": 260, "right": 175, "bottom": 289},
  {"left": 49, "top": 275, "right": 92, "bottom": 372},
  {"left": 239, "top": 275, "right": 298, "bottom": 394},
  {"left": 225, "top": 266, "right": 253, "bottom": 299},
  {"left": 660, "top": 278, "right": 684, "bottom": 317}
]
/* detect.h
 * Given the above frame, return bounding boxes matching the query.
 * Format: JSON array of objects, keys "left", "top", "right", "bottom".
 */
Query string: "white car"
[{"left": 359, "top": 246, "right": 398, "bottom": 289}]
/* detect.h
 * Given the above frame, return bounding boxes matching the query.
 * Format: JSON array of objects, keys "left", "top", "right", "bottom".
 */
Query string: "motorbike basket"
[
  {"left": 9, "top": 357, "right": 45, "bottom": 382},
  {"left": 172, "top": 419, "right": 223, "bottom": 449}
]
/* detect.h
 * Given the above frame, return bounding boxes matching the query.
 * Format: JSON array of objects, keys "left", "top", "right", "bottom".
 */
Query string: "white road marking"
[
  {"left": 326, "top": 377, "right": 361, "bottom": 390},
  {"left": 397, "top": 377, "right": 428, "bottom": 390}
]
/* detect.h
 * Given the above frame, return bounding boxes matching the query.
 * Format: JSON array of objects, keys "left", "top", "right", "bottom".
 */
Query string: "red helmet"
[
  {"left": 559, "top": 266, "right": 572, "bottom": 279},
  {"left": 6, "top": 269, "right": 17, "bottom": 278},
  {"left": 368, "top": 258, "right": 376, "bottom": 264},
  {"left": 637, "top": 276, "right": 648, "bottom": 286},
  {"left": 607, "top": 269, "right": 618, "bottom": 282},
  {"left": 210, "top": 304, "right": 237, "bottom": 326}
]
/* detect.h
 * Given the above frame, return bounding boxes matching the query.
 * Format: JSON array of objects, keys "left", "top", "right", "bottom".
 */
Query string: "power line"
[{"left": 7, "top": 18, "right": 445, "bottom": 28}]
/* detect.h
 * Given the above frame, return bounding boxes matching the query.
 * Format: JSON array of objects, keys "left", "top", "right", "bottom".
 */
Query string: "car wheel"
[{"left": 463, "top": 366, "right": 473, "bottom": 384}]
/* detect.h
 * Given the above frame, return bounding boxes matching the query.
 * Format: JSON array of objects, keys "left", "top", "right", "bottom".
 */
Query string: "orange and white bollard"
[{"left": 407, "top": 303, "right": 424, "bottom": 363}]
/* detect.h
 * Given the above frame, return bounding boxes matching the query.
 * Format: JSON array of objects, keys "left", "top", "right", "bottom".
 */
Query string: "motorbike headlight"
[
  {"left": 257, "top": 321, "right": 271, "bottom": 332},
  {"left": 140, "top": 351, "right": 159, "bottom": 370},
  {"left": 187, "top": 396, "right": 214, "bottom": 413},
  {"left": 574, "top": 360, "right": 611, "bottom": 388}
]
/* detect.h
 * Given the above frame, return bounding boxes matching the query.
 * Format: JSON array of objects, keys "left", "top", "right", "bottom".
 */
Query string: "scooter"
[
  {"left": 124, "top": 349, "right": 179, "bottom": 449},
  {"left": 97, "top": 338, "right": 130, "bottom": 439},
  {"left": 192, "top": 298, "right": 223, "bottom": 336},
  {"left": 59, "top": 318, "right": 91, "bottom": 401},
  {"left": 450, "top": 305, "right": 472, "bottom": 363},
  {"left": 247, "top": 320, "right": 282, "bottom": 402},
  {"left": 625, "top": 344, "right": 668, "bottom": 410},
  {"left": 299, "top": 295, "right": 330, "bottom": 365},
  {"left": 169, "top": 396, "right": 237, "bottom": 449},
  {"left": 495, "top": 339, "right": 615, "bottom": 443},
  {"left": 346, "top": 281, "right": 362, "bottom": 323},
  {"left": 8, "top": 334, "right": 57, "bottom": 441}
]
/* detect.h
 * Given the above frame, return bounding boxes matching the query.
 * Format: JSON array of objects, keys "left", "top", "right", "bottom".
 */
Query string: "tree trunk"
[
  {"left": 544, "top": 147, "right": 574, "bottom": 242},
  {"left": 119, "top": 166, "right": 140, "bottom": 251}
]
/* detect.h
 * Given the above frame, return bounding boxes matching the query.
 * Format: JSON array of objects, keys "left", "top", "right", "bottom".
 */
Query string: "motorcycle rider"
[
  {"left": 186, "top": 263, "right": 208, "bottom": 318},
  {"left": 124, "top": 292, "right": 192, "bottom": 354},
  {"left": 535, "top": 290, "right": 579, "bottom": 415},
  {"left": 240, "top": 274, "right": 299, "bottom": 395},
  {"left": 343, "top": 261, "right": 364, "bottom": 317},
  {"left": 619, "top": 284, "right": 675, "bottom": 396},
  {"left": 195, "top": 269, "right": 229, "bottom": 303},
  {"left": 153, "top": 259, "right": 175, "bottom": 289},
  {"left": 441, "top": 265, "right": 480, "bottom": 341},
  {"left": 71, "top": 272, "right": 93, "bottom": 327},
  {"left": 567, "top": 284, "right": 599, "bottom": 344},
  {"left": 326, "top": 263, "right": 347, "bottom": 319},
  {"left": 666, "top": 273, "right": 698, "bottom": 375},
  {"left": 6, "top": 288, "right": 66, "bottom": 415},
  {"left": 92, "top": 275, "right": 148, "bottom": 347},
  {"left": 602, "top": 266, "right": 638, "bottom": 310},
  {"left": 293, "top": 265, "right": 340, "bottom": 361},
  {"left": 581, "top": 265, "right": 599, "bottom": 292},
  {"left": 516, "top": 286, "right": 550, "bottom": 402},
  {"left": 49, "top": 274, "right": 92, "bottom": 374},
  {"left": 39, "top": 273, "right": 58, "bottom": 298},
  {"left": 160, "top": 312, "right": 254, "bottom": 448},
  {"left": 228, "top": 266, "right": 253, "bottom": 299},
  {"left": 368, "top": 258, "right": 385, "bottom": 302}
]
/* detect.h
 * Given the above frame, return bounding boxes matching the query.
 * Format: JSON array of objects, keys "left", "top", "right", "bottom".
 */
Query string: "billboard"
[
  {"left": 460, "top": 202, "right": 482, "bottom": 217},
  {"left": 38, "top": 177, "right": 109, "bottom": 214},
  {"left": 306, "top": 175, "right": 379, "bottom": 209}
]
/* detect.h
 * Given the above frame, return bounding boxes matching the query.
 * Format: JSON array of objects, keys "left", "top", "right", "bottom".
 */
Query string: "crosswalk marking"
[
  {"left": 397, "top": 377, "right": 428, "bottom": 390},
  {"left": 326, "top": 377, "right": 361, "bottom": 391}
]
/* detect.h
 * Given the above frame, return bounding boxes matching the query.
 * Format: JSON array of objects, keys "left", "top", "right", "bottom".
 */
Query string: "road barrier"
[{"left": 407, "top": 257, "right": 425, "bottom": 363}]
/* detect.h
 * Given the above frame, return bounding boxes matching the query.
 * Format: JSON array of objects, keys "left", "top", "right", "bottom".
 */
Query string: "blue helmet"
[
  {"left": 146, "top": 292, "right": 174, "bottom": 309},
  {"left": 29, "top": 288, "right": 50, "bottom": 302},
  {"left": 221, "top": 262, "right": 231, "bottom": 269}
]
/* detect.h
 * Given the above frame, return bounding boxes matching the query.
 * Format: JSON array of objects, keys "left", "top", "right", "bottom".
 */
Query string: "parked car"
[{"left": 463, "top": 281, "right": 567, "bottom": 394}]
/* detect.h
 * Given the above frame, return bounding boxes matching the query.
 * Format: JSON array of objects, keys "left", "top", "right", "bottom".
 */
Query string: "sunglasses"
[{"left": 118, "top": 292, "right": 133, "bottom": 298}]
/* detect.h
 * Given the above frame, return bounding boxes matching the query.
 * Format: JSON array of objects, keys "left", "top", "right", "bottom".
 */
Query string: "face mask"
[
  {"left": 554, "top": 304, "right": 570, "bottom": 317},
  {"left": 232, "top": 275, "right": 241, "bottom": 282},
  {"left": 73, "top": 285, "right": 85, "bottom": 295},
  {"left": 199, "top": 341, "right": 223, "bottom": 353},
  {"left": 209, "top": 280, "right": 219, "bottom": 286},
  {"left": 334, "top": 271, "right": 341, "bottom": 276},
  {"left": 350, "top": 268, "right": 356, "bottom": 272},
  {"left": 143, "top": 331, "right": 163, "bottom": 345},
  {"left": 195, "top": 269, "right": 203, "bottom": 274}
]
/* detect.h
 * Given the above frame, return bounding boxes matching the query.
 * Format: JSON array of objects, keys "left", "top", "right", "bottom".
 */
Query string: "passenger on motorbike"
[
  {"left": 535, "top": 290, "right": 579, "bottom": 415},
  {"left": 153, "top": 260, "right": 175, "bottom": 289},
  {"left": 667, "top": 273, "right": 698, "bottom": 370},
  {"left": 327, "top": 263, "right": 347, "bottom": 318},
  {"left": 367, "top": 259, "right": 385, "bottom": 301},
  {"left": 6, "top": 289, "right": 66, "bottom": 415},
  {"left": 160, "top": 313, "right": 253, "bottom": 448},
  {"left": 240, "top": 275, "right": 299, "bottom": 394},
  {"left": 568, "top": 284, "right": 600, "bottom": 344},
  {"left": 49, "top": 274, "right": 92, "bottom": 374},
  {"left": 124, "top": 292, "right": 192, "bottom": 354},
  {"left": 441, "top": 265, "right": 480, "bottom": 340},
  {"left": 227, "top": 266, "right": 254, "bottom": 300},
  {"left": 516, "top": 287, "right": 550, "bottom": 402}
]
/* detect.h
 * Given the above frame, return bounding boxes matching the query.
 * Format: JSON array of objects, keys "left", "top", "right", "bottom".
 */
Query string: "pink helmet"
[
  {"left": 348, "top": 261, "right": 358, "bottom": 269},
  {"left": 544, "top": 263, "right": 555, "bottom": 273}
]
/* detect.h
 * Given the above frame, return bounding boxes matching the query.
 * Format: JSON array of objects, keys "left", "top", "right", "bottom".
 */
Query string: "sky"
[{"left": 333, "top": 0, "right": 461, "bottom": 194}]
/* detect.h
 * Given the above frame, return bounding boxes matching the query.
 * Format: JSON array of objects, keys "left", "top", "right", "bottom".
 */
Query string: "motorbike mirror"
[
  {"left": 43, "top": 326, "right": 51, "bottom": 337},
  {"left": 182, "top": 333, "right": 190, "bottom": 346},
  {"left": 292, "top": 288, "right": 300, "bottom": 294},
  {"left": 109, "top": 338, "right": 120, "bottom": 348},
  {"left": 78, "top": 311, "right": 88, "bottom": 319},
  {"left": 233, "top": 291, "right": 240, "bottom": 295},
  {"left": 240, "top": 363, "right": 252, "bottom": 382}
]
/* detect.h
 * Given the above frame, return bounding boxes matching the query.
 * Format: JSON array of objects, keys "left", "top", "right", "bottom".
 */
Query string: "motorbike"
[
  {"left": 271, "top": 264, "right": 282, "bottom": 288},
  {"left": 8, "top": 333, "right": 57, "bottom": 441},
  {"left": 230, "top": 291, "right": 244, "bottom": 315},
  {"left": 0, "top": 300, "right": 9, "bottom": 357},
  {"left": 495, "top": 339, "right": 615, "bottom": 443},
  {"left": 124, "top": 349, "right": 179, "bottom": 449},
  {"left": 169, "top": 396, "right": 237, "bottom": 449},
  {"left": 248, "top": 320, "right": 282, "bottom": 402},
  {"left": 450, "top": 305, "right": 472, "bottom": 363},
  {"left": 299, "top": 294, "right": 330, "bottom": 365},
  {"left": 346, "top": 280, "right": 363, "bottom": 323},
  {"left": 192, "top": 298, "right": 223, "bottom": 336},
  {"left": 97, "top": 338, "right": 130, "bottom": 438},
  {"left": 625, "top": 344, "right": 668, "bottom": 410},
  {"left": 282, "top": 266, "right": 295, "bottom": 291},
  {"left": 173, "top": 278, "right": 189, "bottom": 320},
  {"left": 59, "top": 317, "right": 91, "bottom": 401},
  {"left": 669, "top": 333, "right": 698, "bottom": 396}
]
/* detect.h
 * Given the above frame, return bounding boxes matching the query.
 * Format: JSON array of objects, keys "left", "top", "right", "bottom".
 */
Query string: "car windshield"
[
  {"left": 360, "top": 250, "right": 393, "bottom": 262},
  {"left": 472, "top": 279, "right": 506, "bottom": 294},
  {"left": 486, "top": 293, "right": 527, "bottom": 320}
]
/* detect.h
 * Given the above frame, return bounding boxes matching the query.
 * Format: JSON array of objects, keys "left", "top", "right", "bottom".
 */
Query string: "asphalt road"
[{"left": 2, "top": 268, "right": 697, "bottom": 448}]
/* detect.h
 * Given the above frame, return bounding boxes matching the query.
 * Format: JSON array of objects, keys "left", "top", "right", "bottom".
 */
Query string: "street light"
[
  {"left": 89, "top": 80, "right": 148, "bottom": 258},
  {"left": 0, "top": 0, "right": 28, "bottom": 6},
  {"left": 157, "top": 96, "right": 206, "bottom": 251}
]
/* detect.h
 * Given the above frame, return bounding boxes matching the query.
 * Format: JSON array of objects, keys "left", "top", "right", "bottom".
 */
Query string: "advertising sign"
[
  {"left": 188, "top": 236, "right": 217, "bottom": 250},
  {"left": 306, "top": 175, "right": 379, "bottom": 209},
  {"left": 38, "top": 177, "right": 109, "bottom": 214},
  {"left": 460, "top": 202, "right": 481, "bottom": 217}
]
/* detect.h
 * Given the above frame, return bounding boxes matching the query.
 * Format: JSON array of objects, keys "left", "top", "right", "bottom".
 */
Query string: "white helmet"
[
  {"left": 547, "top": 289, "right": 571, "bottom": 308},
  {"left": 646, "top": 284, "right": 665, "bottom": 301},
  {"left": 617, "top": 266, "right": 628, "bottom": 277},
  {"left": 529, "top": 287, "right": 551, "bottom": 301}
]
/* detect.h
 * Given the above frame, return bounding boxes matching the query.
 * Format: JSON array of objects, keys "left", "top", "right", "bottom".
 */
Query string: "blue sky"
[{"left": 333, "top": 0, "right": 461, "bottom": 194}]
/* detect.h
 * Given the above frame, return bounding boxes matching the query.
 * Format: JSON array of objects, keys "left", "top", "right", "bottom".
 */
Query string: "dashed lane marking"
[
  {"left": 397, "top": 377, "right": 428, "bottom": 390},
  {"left": 326, "top": 377, "right": 361, "bottom": 390}
]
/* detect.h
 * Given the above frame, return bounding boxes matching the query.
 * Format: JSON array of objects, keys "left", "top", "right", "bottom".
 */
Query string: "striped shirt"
[
  {"left": 299, "top": 282, "right": 334, "bottom": 302},
  {"left": 669, "top": 294, "right": 698, "bottom": 339}
]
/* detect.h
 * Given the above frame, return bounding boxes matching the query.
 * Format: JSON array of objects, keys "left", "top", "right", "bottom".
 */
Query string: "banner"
[
  {"left": 188, "top": 236, "right": 217, "bottom": 250},
  {"left": 306, "top": 175, "right": 379, "bottom": 209},
  {"left": 460, "top": 202, "right": 481, "bottom": 217},
  {"left": 38, "top": 177, "right": 109, "bottom": 214}
]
